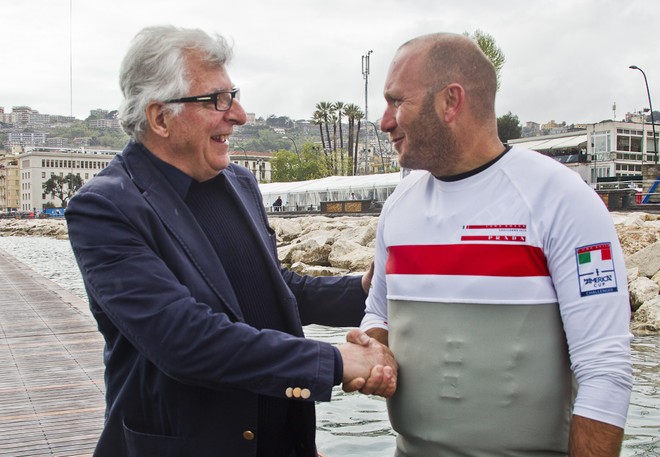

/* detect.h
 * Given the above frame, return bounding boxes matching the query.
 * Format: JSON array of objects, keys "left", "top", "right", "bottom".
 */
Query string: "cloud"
[{"left": 1, "top": 0, "right": 658, "bottom": 126}]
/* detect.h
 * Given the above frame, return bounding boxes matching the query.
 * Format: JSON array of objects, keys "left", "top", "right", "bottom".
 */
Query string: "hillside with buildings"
[{"left": 1, "top": 103, "right": 659, "bottom": 212}]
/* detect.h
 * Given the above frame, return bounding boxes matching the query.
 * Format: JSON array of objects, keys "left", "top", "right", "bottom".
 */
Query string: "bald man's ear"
[
  {"left": 145, "top": 102, "right": 170, "bottom": 138},
  {"left": 435, "top": 83, "right": 464, "bottom": 124}
]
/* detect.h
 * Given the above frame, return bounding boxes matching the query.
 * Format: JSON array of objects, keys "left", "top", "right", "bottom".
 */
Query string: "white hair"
[{"left": 118, "top": 25, "right": 233, "bottom": 140}]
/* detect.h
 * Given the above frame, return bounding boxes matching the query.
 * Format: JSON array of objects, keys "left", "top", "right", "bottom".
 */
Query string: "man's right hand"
[{"left": 338, "top": 329, "right": 397, "bottom": 398}]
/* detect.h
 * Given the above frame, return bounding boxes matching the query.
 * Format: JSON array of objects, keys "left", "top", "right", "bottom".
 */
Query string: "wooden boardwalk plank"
[{"left": 0, "top": 250, "right": 104, "bottom": 457}]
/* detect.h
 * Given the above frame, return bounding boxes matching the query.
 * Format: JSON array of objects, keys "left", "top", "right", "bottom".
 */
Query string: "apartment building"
[
  {"left": 8, "top": 131, "right": 47, "bottom": 147},
  {"left": 0, "top": 155, "right": 20, "bottom": 211},
  {"left": 18, "top": 147, "right": 118, "bottom": 211},
  {"left": 510, "top": 119, "right": 658, "bottom": 187}
]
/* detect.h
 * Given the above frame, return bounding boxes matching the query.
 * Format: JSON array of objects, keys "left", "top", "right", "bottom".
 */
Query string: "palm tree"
[
  {"left": 311, "top": 110, "right": 327, "bottom": 151},
  {"left": 334, "top": 101, "right": 345, "bottom": 150},
  {"left": 329, "top": 111, "right": 339, "bottom": 174},
  {"left": 343, "top": 104, "right": 364, "bottom": 176},
  {"left": 315, "top": 101, "right": 333, "bottom": 151},
  {"left": 353, "top": 109, "right": 364, "bottom": 175}
]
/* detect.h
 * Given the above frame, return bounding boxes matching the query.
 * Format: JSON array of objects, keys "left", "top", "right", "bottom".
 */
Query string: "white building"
[
  {"left": 509, "top": 119, "right": 658, "bottom": 188},
  {"left": 230, "top": 150, "right": 272, "bottom": 183},
  {"left": 18, "top": 147, "right": 118, "bottom": 211},
  {"left": 16, "top": 147, "right": 273, "bottom": 211}
]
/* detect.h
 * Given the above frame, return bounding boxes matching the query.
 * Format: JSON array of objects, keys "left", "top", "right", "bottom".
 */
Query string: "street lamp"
[
  {"left": 367, "top": 121, "right": 386, "bottom": 173},
  {"left": 235, "top": 145, "right": 257, "bottom": 180},
  {"left": 282, "top": 136, "right": 300, "bottom": 160},
  {"left": 235, "top": 145, "right": 249, "bottom": 161},
  {"left": 629, "top": 65, "right": 658, "bottom": 163},
  {"left": 282, "top": 136, "right": 302, "bottom": 182}
]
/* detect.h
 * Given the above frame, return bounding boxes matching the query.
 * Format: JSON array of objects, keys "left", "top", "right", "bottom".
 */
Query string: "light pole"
[
  {"left": 235, "top": 145, "right": 258, "bottom": 181},
  {"left": 235, "top": 145, "right": 248, "bottom": 161},
  {"left": 367, "top": 121, "right": 386, "bottom": 173},
  {"left": 589, "top": 124, "right": 598, "bottom": 189},
  {"left": 282, "top": 136, "right": 302, "bottom": 181},
  {"left": 362, "top": 50, "right": 373, "bottom": 175},
  {"left": 629, "top": 65, "right": 658, "bottom": 163},
  {"left": 282, "top": 136, "right": 300, "bottom": 160}
]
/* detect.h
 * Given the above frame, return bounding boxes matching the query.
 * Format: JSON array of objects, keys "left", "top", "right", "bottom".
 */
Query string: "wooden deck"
[{"left": 0, "top": 250, "right": 104, "bottom": 456}]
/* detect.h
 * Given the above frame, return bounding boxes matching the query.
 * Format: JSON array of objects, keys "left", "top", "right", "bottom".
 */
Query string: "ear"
[
  {"left": 435, "top": 83, "right": 464, "bottom": 124},
  {"left": 145, "top": 102, "right": 170, "bottom": 138}
]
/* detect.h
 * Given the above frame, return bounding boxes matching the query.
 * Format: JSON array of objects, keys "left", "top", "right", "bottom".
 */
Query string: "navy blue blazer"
[{"left": 65, "top": 141, "right": 367, "bottom": 457}]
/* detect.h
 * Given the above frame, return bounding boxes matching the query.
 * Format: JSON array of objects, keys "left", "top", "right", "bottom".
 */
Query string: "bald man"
[{"left": 361, "top": 33, "right": 632, "bottom": 457}]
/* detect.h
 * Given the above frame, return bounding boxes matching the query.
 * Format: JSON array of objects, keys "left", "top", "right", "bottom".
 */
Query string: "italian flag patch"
[{"left": 576, "top": 243, "right": 618, "bottom": 296}]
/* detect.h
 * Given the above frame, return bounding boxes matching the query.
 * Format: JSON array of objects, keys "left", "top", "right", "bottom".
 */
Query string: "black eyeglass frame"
[{"left": 164, "top": 88, "right": 240, "bottom": 112}]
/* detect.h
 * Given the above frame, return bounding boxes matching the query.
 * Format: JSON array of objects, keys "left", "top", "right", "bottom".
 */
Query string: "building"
[
  {"left": 87, "top": 118, "right": 121, "bottom": 129},
  {"left": 7, "top": 131, "right": 47, "bottom": 147},
  {"left": 0, "top": 154, "right": 21, "bottom": 211},
  {"left": 46, "top": 137, "right": 69, "bottom": 148},
  {"left": 230, "top": 150, "right": 272, "bottom": 183},
  {"left": 509, "top": 119, "right": 658, "bottom": 188},
  {"left": 18, "top": 147, "right": 118, "bottom": 212}
]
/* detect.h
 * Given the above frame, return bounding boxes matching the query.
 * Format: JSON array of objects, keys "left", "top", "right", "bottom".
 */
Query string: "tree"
[
  {"left": 497, "top": 111, "right": 522, "bottom": 142},
  {"left": 266, "top": 115, "right": 293, "bottom": 129},
  {"left": 353, "top": 110, "right": 364, "bottom": 175},
  {"left": 42, "top": 173, "right": 83, "bottom": 208},
  {"left": 334, "top": 101, "right": 345, "bottom": 150},
  {"left": 270, "top": 143, "right": 329, "bottom": 182},
  {"left": 311, "top": 111, "right": 327, "bottom": 151},
  {"left": 464, "top": 29, "right": 505, "bottom": 91},
  {"left": 343, "top": 103, "right": 364, "bottom": 175},
  {"left": 314, "top": 102, "right": 333, "bottom": 151}
]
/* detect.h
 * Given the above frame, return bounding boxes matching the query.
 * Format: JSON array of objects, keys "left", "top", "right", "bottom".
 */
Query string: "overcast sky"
[{"left": 2, "top": 0, "right": 658, "bottom": 127}]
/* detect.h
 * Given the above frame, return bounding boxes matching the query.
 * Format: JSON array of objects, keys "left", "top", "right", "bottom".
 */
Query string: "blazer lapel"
[{"left": 122, "top": 146, "right": 245, "bottom": 322}]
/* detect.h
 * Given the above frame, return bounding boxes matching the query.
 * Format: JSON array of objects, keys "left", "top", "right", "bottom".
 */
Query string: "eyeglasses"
[{"left": 164, "top": 88, "right": 240, "bottom": 112}]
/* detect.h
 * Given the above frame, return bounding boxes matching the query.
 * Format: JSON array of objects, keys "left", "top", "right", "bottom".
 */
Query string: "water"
[{"left": 0, "top": 235, "right": 657, "bottom": 456}]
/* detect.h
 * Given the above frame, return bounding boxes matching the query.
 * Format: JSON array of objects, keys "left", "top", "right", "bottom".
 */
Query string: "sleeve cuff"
[{"left": 332, "top": 346, "right": 343, "bottom": 385}]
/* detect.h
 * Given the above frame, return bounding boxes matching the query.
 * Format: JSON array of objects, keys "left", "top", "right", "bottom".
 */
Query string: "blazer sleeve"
[{"left": 282, "top": 269, "right": 367, "bottom": 327}]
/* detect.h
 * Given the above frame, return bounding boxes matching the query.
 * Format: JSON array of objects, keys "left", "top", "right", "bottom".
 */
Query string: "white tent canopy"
[
  {"left": 510, "top": 133, "right": 587, "bottom": 151},
  {"left": 259, "top": 172, "right": 401, "bottom": 210}
]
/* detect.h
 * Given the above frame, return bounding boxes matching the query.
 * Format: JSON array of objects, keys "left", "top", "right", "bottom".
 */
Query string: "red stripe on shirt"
[{"left": 386, "top": 244, "right": 549, "bottom": 277}]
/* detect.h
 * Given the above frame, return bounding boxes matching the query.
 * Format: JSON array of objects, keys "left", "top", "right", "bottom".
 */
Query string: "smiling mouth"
[{"left": 212, "top": 134, "right": 229, "bottom": 142}]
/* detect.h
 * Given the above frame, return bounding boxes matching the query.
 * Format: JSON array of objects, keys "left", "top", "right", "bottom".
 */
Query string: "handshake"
[{"left": 337, "top": 329, "right": 397, "bottom": 398}]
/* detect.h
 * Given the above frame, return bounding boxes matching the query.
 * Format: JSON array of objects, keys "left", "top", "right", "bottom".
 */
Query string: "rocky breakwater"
[
  {"left": 0, "top": 212, "right": 657, "bottom": 333},
  {"left": 614, "top": 212, "right": 660, "bottom": 334},
  {"left": 272, "top": 212, "right": 660, "bottom": 334},
  {"left": 0, "top": 218, "right": 69, "bottom": 239}
]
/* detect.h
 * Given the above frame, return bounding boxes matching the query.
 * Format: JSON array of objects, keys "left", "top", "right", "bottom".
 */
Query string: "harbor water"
[{"left": 0, "top": 236, "right": 657, "bottom": 456}]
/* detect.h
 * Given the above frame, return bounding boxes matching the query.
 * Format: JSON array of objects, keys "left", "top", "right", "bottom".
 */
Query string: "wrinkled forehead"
[{"left": 184, "top": 51, "right": 232, "bottom": 91}]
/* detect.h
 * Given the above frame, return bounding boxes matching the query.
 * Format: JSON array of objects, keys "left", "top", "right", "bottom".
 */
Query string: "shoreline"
[{"left": 1, "top": 213, "right": 657, "bottom": 333}]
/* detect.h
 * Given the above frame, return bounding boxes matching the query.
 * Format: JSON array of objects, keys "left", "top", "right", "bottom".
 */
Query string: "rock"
[
  {"left": 631, "top": 296, "right": 660, "bottom": 334},
  {"left": 289, "top": 262, "right": 349, "bottom": 277},
  {"left": 625, "top": 241, "right": 660, "bottom": 278},
  {"left": 0, "top": 218, "right": 69, "bottom": 239},
  {"left": 328, "top": 239, "right": 373, "bottom": 271},
  {"left": 270, "top": 217, "right": 306, "bottom": 244},
  {"left": 615, "top": 212, "right": 660, "bottom": 257},
  {"left": 291, "top": 235, "right": 335, "bottom": 266},
  {"left": 652, "top": 270, "right": 660, "bottom": 287},
  {"left": 629, "top": 277, "right": 660, "bottom": 312}
]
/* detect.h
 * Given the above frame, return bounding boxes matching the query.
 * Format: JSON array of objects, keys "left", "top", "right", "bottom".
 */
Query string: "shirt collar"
[{"left": 141, "top": 146, "right": 193, "bottom": 199}]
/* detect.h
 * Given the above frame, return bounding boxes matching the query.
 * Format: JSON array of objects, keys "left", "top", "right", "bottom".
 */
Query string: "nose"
[
  {"left": 227, "top": 99, "right": 247, "bottom": 126},
  {"left": 380, "top": 106, "right": 396, "bottom": 133}
]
